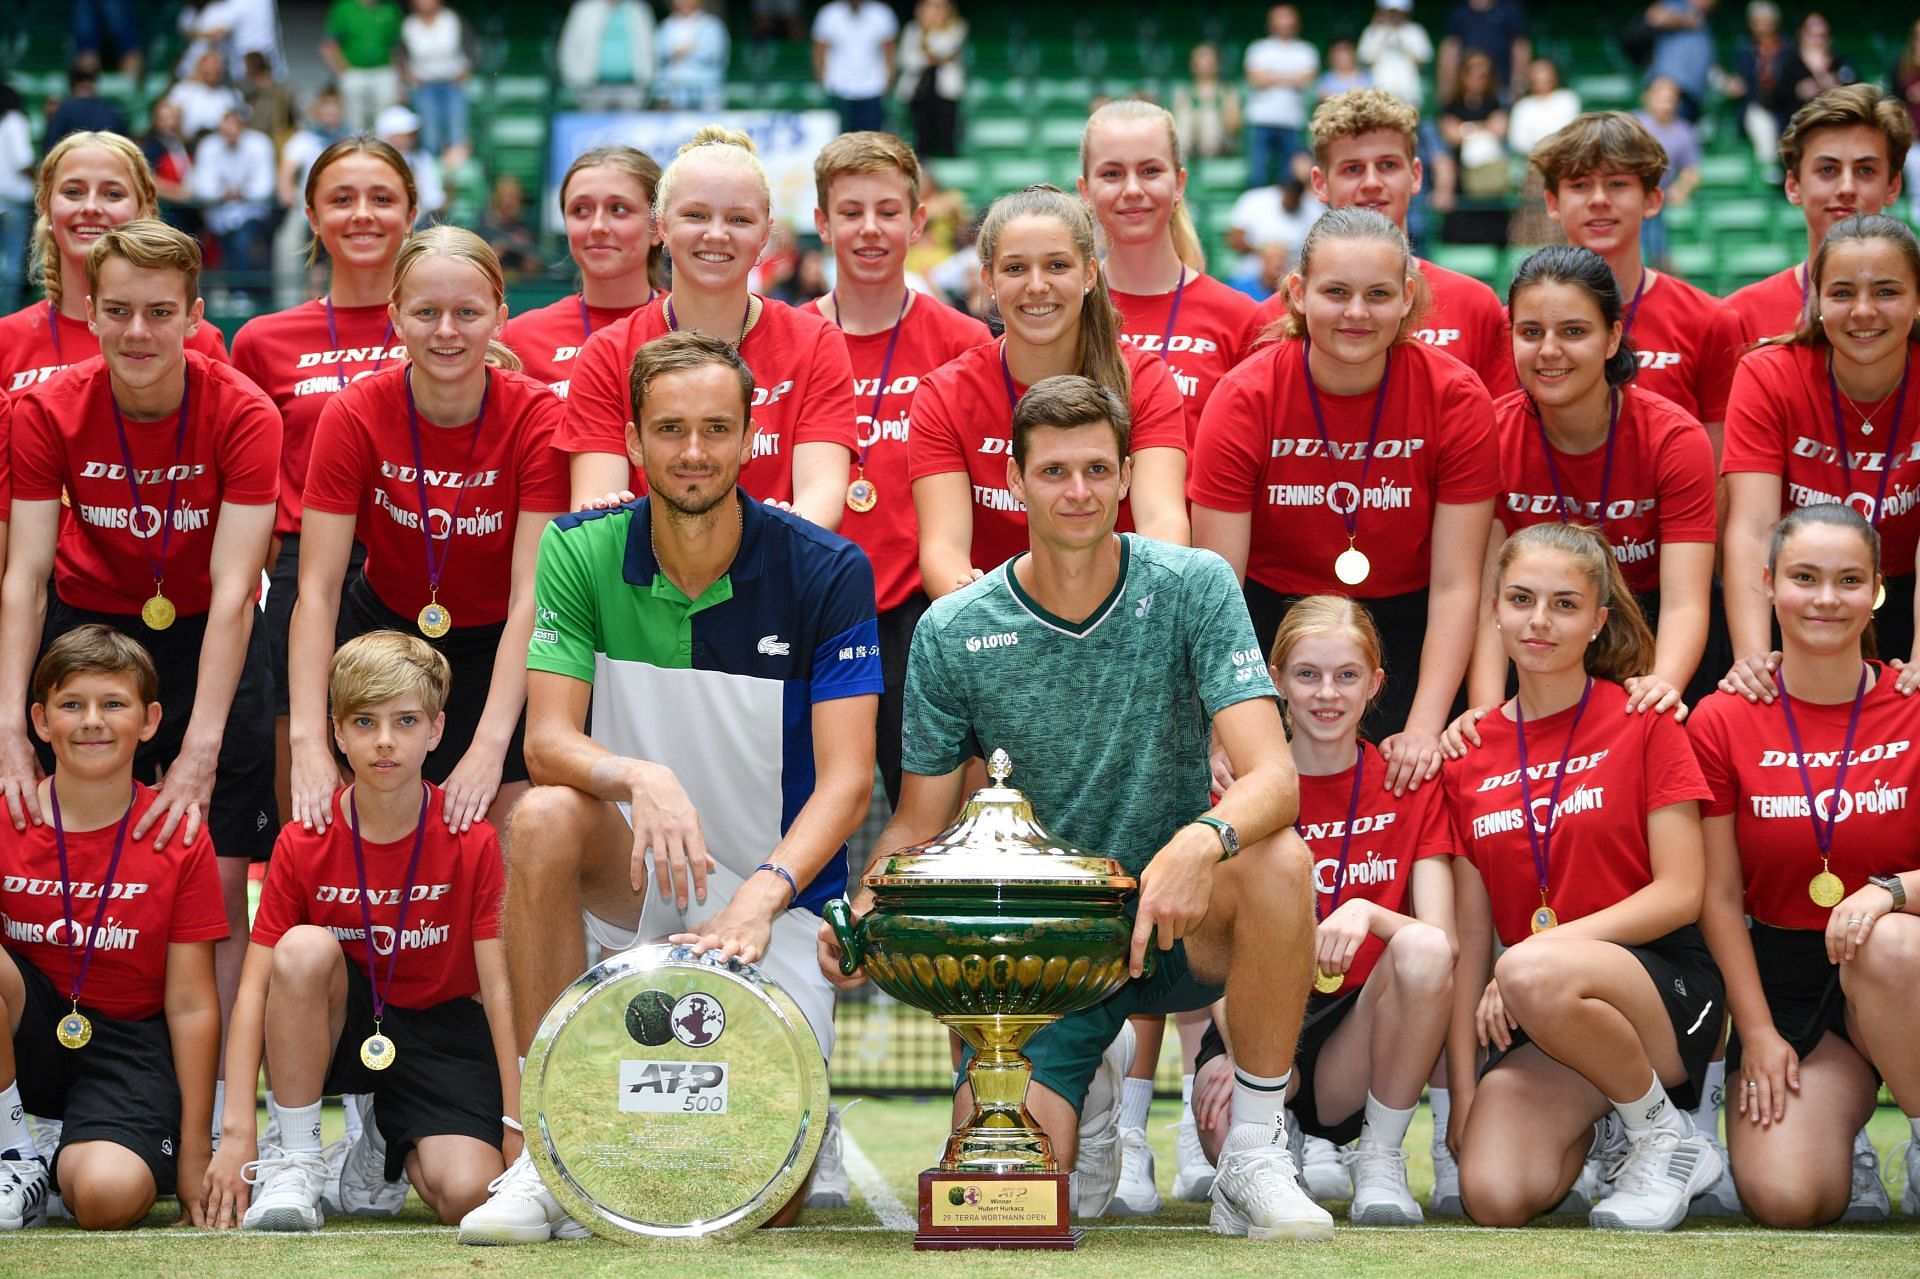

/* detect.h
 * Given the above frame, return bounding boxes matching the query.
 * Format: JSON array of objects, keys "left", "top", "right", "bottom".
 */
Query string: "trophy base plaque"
[{"left": 914, "top": 1170, "right": 1081, "bottom": 1251}]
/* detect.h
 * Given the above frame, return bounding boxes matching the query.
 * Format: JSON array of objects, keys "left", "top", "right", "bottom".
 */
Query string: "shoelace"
[
  {"left": 241, "top": 1151, "right": 327, "bottom": 1188},
  {"left": 1608, "top": 1130, "right": 1686, "bottom": 1197},
  {"left": 485, "top": 1153, "right": 548, "bottom": 1198},
  {"left": 1345, "top": 1144, "right": 1410, "bottom": 1189}
]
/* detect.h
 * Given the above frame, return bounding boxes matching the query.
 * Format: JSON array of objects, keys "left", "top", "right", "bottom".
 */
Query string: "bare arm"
[
  {"left": 1126, "top": 446, "right": 1191, "bottom": 546},
  {"left": 569, "top": 450, "right": 632, "bottom": 511},
  {"left": 1189, "top": 503, "right": 1251, "bottom": 582},
  {"left": 1545, "top": 801, "right": 1706, "bottom": 946},
  {"left": 475, "top": 937, "right": 522, "bottom": 1160},
  {"left": 0, "top": 500, "right": 56, "bottom": 827},
  {"left": 286, "top": 509, "right": 357, "bottom": 831},
  {"left": 165, "top": 940, "right": 222, "bottom": 1227},
  {"left": 790, "top": 440, "right": 852, "bottom": 531},
  {"left": 1383, "top": 498, "right": 1492, "bottom": 792},
  {"left": 1722, "top": 471, "right": 1783, "bottom": 697},
  {"left": 1648, "top": 541, "right": 1714, "bottom": 700},
  {"left": 205, "top": 941, "right": 275, "bottom": 1226},
  {"left": 1466, "top": 518, "right": 1508, "bottom": 708},
  {"left": 912, "top": 471, "right": 980, "bottom": 598},
  {"left": 1445, "top": 856, "right": 1494, "bottom": 1137}
]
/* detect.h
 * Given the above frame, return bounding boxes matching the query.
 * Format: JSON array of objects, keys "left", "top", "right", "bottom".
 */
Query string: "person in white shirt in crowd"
[
  {"left": 401, "top": 0, "right": 471, "bottom": 160},
  {"left": 813, "top": 0, "right": 899, "bottom": 135},
  {"left": 1227, "top": 173, "right": 1323, "bottom": 288},
  {"left": 179, "top": 0, "right": 285, "bottom": 80},
  {"left": 896, "top": 0, "right": 968, "bottom": 158},
  {"left": 376, "top": 103, "right": 445, "bottom": 220},
  {"left": 653, "top": 0, "right": 727, "bottom": 111},
  {"left": 1359, "top": 0, "right": 1434, "bottom": 107},
  {"left": 0, "top": 81, "right": 31, "bottom": 315},
  {"left": 168, "top": 48, "right": 246, "bottom": 144},
  {"left": 270, "top": 87, "right": 348, "bottom": 307},
  {"left": 1243, "top": 6, "right": 1320, "bottom": 191},
  {"left": 193, "top": 103, "right": 277, "bottom": 310},
  {"left": 1506, "top": 57, "right": 1580, "bottom": 156},
  {"left": 558, "top": 0, "right": 656, "bottom": 112}
]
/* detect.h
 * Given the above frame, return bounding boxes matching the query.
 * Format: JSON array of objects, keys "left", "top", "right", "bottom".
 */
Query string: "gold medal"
[
  {"left": 417, "top": 601, "right": 451, "bottom": 639},
  {"left": 1313, "top": 968, "right": 1344, "bottom": 994},
  {"left": 846, "top": 475, "right": 878, "bottom": 514},
  {"left": 1874, "top": 582, "right": 1887, "bottom": 611},
  {"left": 1809, "top": 870, "right": 1846, "bottom": 907},
  {"left": 56, "top": 1009, "right": 92, "bottom": 1050},
  {"left": 1530, "top": 904, "right": 1558, "bottom": 934},
  {"left": 141, "top": 590, "right": 176, "bottom": 631},
  {"left": 360, "top": 1032, "right": 397, "bottom": 1070},
  {"left": 1334, "top": 546, "right": 1371, "bottom": 587}
]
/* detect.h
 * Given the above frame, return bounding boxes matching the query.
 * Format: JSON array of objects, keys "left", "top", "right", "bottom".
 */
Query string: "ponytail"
[
  {"left": 1081, "top": 100, "right": 1205, "bottom": 273},
  {"left": 1496, "top": 522, "right": 1655, "bottom": 683},
  {"left": 977, "top": 184, "right": 1132, "bottom": 400}
]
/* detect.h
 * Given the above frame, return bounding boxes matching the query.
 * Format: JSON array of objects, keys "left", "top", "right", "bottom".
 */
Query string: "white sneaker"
[
  {"left": 1589, "top": 1118, "right": 1722, "bottom": 1232},
  {"left": 457, "top": 1148, "right": 592, "bottom": 1245},
  {"left": 805, "top": 1103, "right": 851, "bottom": 1210},
  {"left": 1171, "top": 1111, "right": 1216, "bottom": 1201},
  {"left": 1843, "top": 1129, "right": 1890, "bottom": 1223},
  {"left": 1109, "top": 1126, "right": 1160, "bottom": 1216},
  {"left": 1070, "top": 1021, "right": 1133, "bottom": 1219},
  {"left": 1300, "top": 1133, "right": 1351, "bottom": 1201},
  {"left": 1347, "top": 1141, "right": 1422, "bottom": 1225},
  {"left": 1687, "top": 1135, "right": 1742, "bottom": 1218},
  {"left": 1428, "top": 1141, "right": 1462, "bottom": 1214},
  {"left": 1891, "top": 1138, "right": 1920, "bottom": 1217},
  {"left": 333, "top": 1096, "right": 408, "bottom": 1217},
  {"left": 0, "top": 1154, "right": 49, "bottom": 1230},
  {"left": 1556, "top": 1113, "right": 1625, "bottom": 1214},
  {"left": 241, "top": 1150, "right": 329, "bottom": 1232},
  {"left": 1208, "top": 1117, "right": 1336, "bottom": 1242}
]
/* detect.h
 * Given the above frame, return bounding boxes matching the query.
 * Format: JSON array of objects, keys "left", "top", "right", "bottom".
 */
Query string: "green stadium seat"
[
  {"left": 984, "top": 155, "right": 1059, "bottom": 191},
  {"left": 1426, "top": 244, "right": 1500, "bottom": 281},
  {"left": 1666, "top": 242, "right": 1716, "bottom": 281},
  {"left": 1709, "top": 197, "right": 1772, "bottom": 238},
  {"left": 929, "top": 156, "right": 985, "bottom": 193},
  {"left": 488, "top": 116, "right": 547, "bottom": 148},
  {"left": 1038, "top": 115, "right": 1088, "bottom": 153},
  {"left": 971, "top": 115, "right": 1037, "bottom": 153},
  {"left": 1572, "top": 73, "right": 1636, "bottom": 110},
  {"left": 492, "top": 75, "right": 549, "bottom": 108},
  {"left": 1721, "top": 242, "right": 1795, "bottom": 288},
  {"left": 1195, "top": 156, "right": 1249, "bottom": 196},
  {"left": 1697, "top": 153, "right": 1755, "bottom": 191}
]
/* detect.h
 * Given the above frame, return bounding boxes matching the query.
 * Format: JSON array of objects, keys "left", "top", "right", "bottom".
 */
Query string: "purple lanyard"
[
  {"left": 832, "top": 289, "right": 910, "bottom": 473},
  {"left": 324, "top": 296, "right": 394, "bottom": 393},
  {"left": 1534, "top": 389, "right": 1621, "bottom": 533},
  {"left": 1824, "top": 351, "right": 1910, "bottom": 529},
  {"left": 1513, "top": 677, "right": 1595, "bottom": 905},
  {"left": 348, "top": 784, "right": 431, "bottom": 1022},
  {"left": 577, "top": 289, "right": 656, "bottom": 339},
  {"left": 665, "top": 293, "right": 754, "bottom": 344},
  {"left": 1313, "top": 743, "right": 1369, "bottom": 921},
  {"left": 49, "top": 782, "right": 134, "bottom": 1010},
  {"left": 108, "top": 370, "right": 192, "bottom": 594},
  {"left": 403, "top": 366, "right": 492, "bottom": 603},
  {"left": 46, "top": 302, "right": 65, "bottom": 367},
  {"left": 998, "top": 340, "right": 1022, "bottom": 415},
  {"left": 1775, "top": 665, "right": 1869, "bottom": 863},
  {"left": 1618, "top": 269, "right": 1649, "bottom": 347},
  {"left": 1299, "top": 338, "right": 1393, "bottom": 550},
  {"left": 1156, "top": 266, "right": 1186, "bottom": 361}
]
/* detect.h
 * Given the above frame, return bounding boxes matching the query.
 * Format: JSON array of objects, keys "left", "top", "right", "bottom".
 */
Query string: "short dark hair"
[
  {"left": 628, "top": 331, "right": 755, "bottom": 426},
  {"left": 1010, "top": 374, "right": 1132, "bottom": 469},
  {"left": 1506, "top": 245, "right": 1640, "bottom": 388},
  {"left": 32, "top": 625, "right": 158, "bottom": 706}
]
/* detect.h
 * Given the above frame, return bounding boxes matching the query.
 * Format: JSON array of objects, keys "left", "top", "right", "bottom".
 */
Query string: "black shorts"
[
  {"left": 320, "top": 959, "right": 504, "bottom": 1180},
  {"left": 1726, "top": 921, "right": 1857, "bottom": 1071},
  {"left": 1244, "top": 580, "right": 1433, "bottom": 739},
  {"left": 1191, "top": 988, "right": 1366, "bottom": 1144},
  {"left": 38, "top": 595, "right": 277, "bottom": 861},
  {"left": 1480, "top": 924, "right": 1725, "bottom": 1111},
  {"left": 8, "top": 952, "right": 181, "bottom": 1195},
  {"left": 264, "top": 535, "right": 368, "bottom": 716},
  {"left": 875, "top": 592, "right": 930, "bottom": 811},
  {"left": 338, "top": 573, "right": 528, "bottom": 787}
]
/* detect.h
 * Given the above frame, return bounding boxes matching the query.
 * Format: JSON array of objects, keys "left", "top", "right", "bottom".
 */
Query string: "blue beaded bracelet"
[{"left": 756, "top": 862, "right": 798, "bottom": 907}]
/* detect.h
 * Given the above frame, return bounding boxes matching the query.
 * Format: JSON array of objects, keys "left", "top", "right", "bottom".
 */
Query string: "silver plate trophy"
[{"left": 523, "top": 942, "right": 828, "bottom": 1239}]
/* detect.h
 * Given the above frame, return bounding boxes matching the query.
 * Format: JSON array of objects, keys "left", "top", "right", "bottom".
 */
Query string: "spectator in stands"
[
  {"left": 813, "top": 0, "right": 899, "bottom": 135},
  {"left": 1792, "top": 13, "right": 1854, "bottom": 103},
  {"left": 1895, "top": 20, "right": 1920, "bottom": 221},
  {"left": 271, "top": 87, "right": 347, "bottom": 305},
  {"left": 897, "top": 0, "right": 968, "bottom": 159},
  {"left": 1636, "top": 76, "right": 1700, "bottom": 269},
  {"left": 193, "top": 104, "right": 277, "bottom": 309},
  {"left": 1439, "top": 51, "right": 1510, "bottom": 202},
  {"left": 179, "top": 0, "right": 286, "bottom": 80},
  {"left": 169, "top": 48, "right": 247, "bottom": 144},
  {"left": 1439, "top": 0, "right": 1530, "bottom": 102},
  {"left": 654, "top": 0, "right": 728, "bottom": 111},
  {"left": 1729, "top": 2, "right": 1798, "bottom": 169},
  {"left": 242, "top": 51, "right": 297, "bottom": 146},
  {"left": 1358, "top": 0, "right": 1432, "bottom": 108},
  {"left": 1226, "top": 173, "right": 1321, "bottom": 291},
  {"left": 1504, "top": 57, "right": 1578, "bottom": 246},
  {"left": 480, "top": 173, "right": 543, "bottom": 278},
  {"left": 559, "top": 0, "right": 655, "bottom": 112},
  {"left": 1643, "top": 0, "right": 1718, "bottom": 122},
  {"left": 71, "top": 0, "right": 144, "bottom": 79},
  {"left": 376, "top": 103, "right": 446, "bottom": 219},
  {"left": 41, "top": 63, "right": 132, "bottom": 154},
  {"left": 1173, "top": 43, "right": 1242, "bottom": 161},
  {"left": 0, "top": 81, "right": 29, "bottom": 314},
  {"left": 754, "top": 0, "right": 806, "bottom": 44},
  {"left": 322, "top": 0, "right": 406, "bottom": 131},
  {"left": 402, "top": 0, "right": 472, "bottom": 158},
  {"left": 1243, "top": 6, "right": 1319, "bottom": 191},
  {"left": 139, "top": 98, "right": 201, "bottom": 240},
  {"left": 1316, "top": 38, "right": 1370, "bottom": 99}
]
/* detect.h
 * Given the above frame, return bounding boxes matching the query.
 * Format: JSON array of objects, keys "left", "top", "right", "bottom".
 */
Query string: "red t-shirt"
[
  {"left": 0, "top": 302, "right": 230, "bottom": 396},
  {"left": 829, "top": 294, "right": 990, "bottom": 613},
  {"left": 0, "top": 783, "right": 227, "bottom": 1021},
  {"left": 555, "top": 294, "right": 858, "bottom": 506},
  {"left": 1189, "top": 337, "right": 1499, "bottom": 597},
  {"left": 1493, "top": 385, "right": 1718, "bottom": 595},
  {"left": 303, "top": 364, "right": 569, "bottom": 625},
  {"left": 1252, "top": 256, "right": 1518, "bottom": 399},
  {"left": 1725, "top": 264, "right": 1806, "bottom": 347},
  {"left": 253, "top": 785, "right": 504, "bottom": 1010},
  {"left": 1619, "top": 270, "right": 1744, "bottom": 425},
  {"left": 1300, "top": 745, "right": 1454, "bottom": 989},
  {"left": 905, "top": 341, "right": 1190, "bottom": 573},
  {"left": 0, "top": 390, "right": 11, "bottom": 517},
  {"left": 1722, "top": 341, "right": 1920, "bottom": 577},
  {"left": 10, "top": 350, "right": 280, "bottom": 615},
  {"left": 1112, "top": 271, "right": 1260, "bottom": 442},
  {"left": 231, "top": 299, "right": 405, "bottom": 537},
  {"left": 500, "top": 293, "right": 647, "bottom": 398},
  {"left": 1442, "top": 679, "right": 1711, "bottom": 947},
  {"left": 1688, "top": 670, "right": 1920, "bottom": 930}
]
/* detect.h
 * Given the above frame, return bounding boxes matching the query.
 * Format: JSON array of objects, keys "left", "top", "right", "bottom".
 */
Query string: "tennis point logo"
[{"left": 965, "top": 631, "right": 1019, "bottom": 653}]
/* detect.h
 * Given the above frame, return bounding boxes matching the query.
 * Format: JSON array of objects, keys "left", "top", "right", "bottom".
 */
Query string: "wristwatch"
[
  {"left": 1869, "top": 874, "right": 1908, "bottom": 913},
  {"left": 1191, "top": 815, "right": 1240, "bottom": 861}
]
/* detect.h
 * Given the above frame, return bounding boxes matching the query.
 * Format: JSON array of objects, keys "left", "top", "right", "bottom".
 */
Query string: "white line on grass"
[{"left": 841, "top": 1128, "right": 915, "bottom": 1231}]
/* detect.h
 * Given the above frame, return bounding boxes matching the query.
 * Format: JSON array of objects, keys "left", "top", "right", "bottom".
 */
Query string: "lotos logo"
[
  {"left": 964, "top": 632, "right": 1019, "bottom": 653},
  {"left": 671, "top": 993, "right": 725, "bottom": 1047}
]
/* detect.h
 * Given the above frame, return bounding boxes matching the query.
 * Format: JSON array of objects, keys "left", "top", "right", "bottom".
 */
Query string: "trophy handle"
[{"left": 823, "top": 898, "right": 863, "bottom": 975}]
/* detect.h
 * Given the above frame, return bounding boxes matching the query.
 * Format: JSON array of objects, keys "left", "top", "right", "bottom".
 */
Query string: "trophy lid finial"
[{"left": 987, "top": 749, "right": 1012, "bottom": 785}]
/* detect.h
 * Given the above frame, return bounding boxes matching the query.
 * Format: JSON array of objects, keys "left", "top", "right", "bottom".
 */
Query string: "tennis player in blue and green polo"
[
  {"left": 457, "top": 331, "right": 881, "bottom": 1246},
  {"left": 819, "top": 374, "right": 1333, "bottom": 1242}
]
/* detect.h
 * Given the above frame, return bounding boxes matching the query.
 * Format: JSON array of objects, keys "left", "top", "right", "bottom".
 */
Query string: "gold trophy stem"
[{"left": 939, "top": 1015, "right": 1055, "bottom": 1173}]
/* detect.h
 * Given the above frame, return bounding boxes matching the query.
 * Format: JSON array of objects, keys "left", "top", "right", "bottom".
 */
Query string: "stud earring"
[{"left": 1589, "top": 633, "right": 1598, "bottom": 641}]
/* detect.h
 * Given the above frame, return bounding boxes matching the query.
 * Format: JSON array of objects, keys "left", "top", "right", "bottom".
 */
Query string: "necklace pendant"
[
  {"left": 1809, "top": 871, "right": 1845, "bottom": 908},
  {"left": 1530, "top": 904, "right": 1558, "bottom": 934},
  {"left": 57, "top": 1010, "right": 92, "bottom": 1049},
  {"left": 1313, "top": 968, "right": 1345, "bottom": 994},
  {"left": 360, "top": 1032, "right": 397, "bottom": 1070}
]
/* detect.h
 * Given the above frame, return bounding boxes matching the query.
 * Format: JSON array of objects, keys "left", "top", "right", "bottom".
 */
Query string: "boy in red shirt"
[
  {"left": 204, "top": 631, "right": 511, "bottom": 1232},
  {"left": 0, "top": 626, "right": 226, "bottom": 1230}
]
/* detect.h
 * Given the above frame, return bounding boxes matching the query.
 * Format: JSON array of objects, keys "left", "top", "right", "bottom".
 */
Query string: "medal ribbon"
[
  {"left": 1156, "top": 266, "right": 1187, "bottom": 362},
  {"left": 403, "top": 366, "right": 492, "bottom": 611},
  {"left": 1824, "top": 350, "right": 1909, "bottom": 533},
  {"left": 1534, "top": 389, "right": 1621, "bottom": 533},
  {"left": 1513, "top": 677, "right": 1595, "bottom": 911},
  {"left": 1775, "top": 664, "right": 1869, "bottom": 868},
  {"left": 347, "top": 783, "right": 432, "bottom": 1025},
  {"left": 831, "top": 288, "right": 910, "bottom": 479},
  {"left": 49, "top": 782, "right": 135, "bottom": 1012},
  {"left": 1314, "top": 743, "right": 1369, "bottom": 922},
  {"left": 46, "top": 302, "right": 65, "bottom": 367},
  {"left": 108, "top": 369, "right": 193, "bottom": 599},
  {"left": 1618, "top": 269, "right": 1649, "bottom": 347},
  {"left": 1300, "top": 337, "right": 1393, "bottom": 556},
  {"left": 324, "top": 295, "right": 394, "bottom": 394},
  {"left": 664, "top": 293, "right": 754, "bottom": 345},
  {"left": 582, "top": 289, "right": 654, "bottom": 340},
  {"left": 998, "top": 340, "right": 1021, "bottom": 414}
]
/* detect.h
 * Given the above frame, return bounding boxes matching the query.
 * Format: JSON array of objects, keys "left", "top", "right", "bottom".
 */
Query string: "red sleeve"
[
  {"left": 1644, "top": 710, "right": 1713, "bottom": 811},
  {"left": 905, "top": 361, "right": 971, "bottom": 481},
  {"left": 189, "top": 320, "right": 231, "bottom": 364},
  {"left": 1720, "top": 347, "right": 1790, "bottom": 475},
  {"left": 1697, "top": 303, "right": 1744, "bottom": 425},
  {"left": 1473, "top": 296, "right": 1518, "bottom": 400},
  {"left": 1408, "top": 780, "right": 1456, "bottom": 861},
  {"left": 1685, "top": 697, "right": 1738, "bottom": 818},
  {"left": 1442, "top": 768, "right": 1483, "bottom": 872},
  {"left": 1654, "top": 407, "right": 1718, "bottom": 543},
  {"left": 1433, "top": 363, "right": 1500, "bottom": 504},
  {"left": 300, "top": 386, "right": 374, "bottom": 517},
  {"left": 8, "top": 386, "right": 64, "bottom": 501},
  {"left": 1126, "top": 350, "right": 1191, "bottom": 453},
  {"left": 249, "top": 827, "right": 309, "bottom": 946},
  {"left": 471, "top": 826, "right": 504, "bottom": 942},
  {"left": 167, "top": 833, "right": 231, "bottom": 942},
  {"left": 556, "top": 322, "right": 634, "bottom": 455},
  {"left": 1187, "top": 354, "right": 1270, "bottom": 512},
  {"left": 0, "top": 393, "right": 12, "bottom": 514},
  {"left": 791, "top": 321, "right": 858, "bottom": 450},
  {"left": 218, "top": 372, "right": 283, "bottom": 505},
  {"left": 515, "top": 385, "right": 570, "bottom": 511}
]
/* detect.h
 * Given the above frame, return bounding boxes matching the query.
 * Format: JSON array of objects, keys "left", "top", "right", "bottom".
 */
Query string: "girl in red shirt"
[
  {"left": 557, "top": 127, "right": 856, "bottom": 527},
  {"left": 1443, "top": 521, "right": 1725, "bottom": 1232},
  {"left": 501, "top": 145, "right": 665, "bottom": 395},
  {"left": 289, "top": 228, "right": 568, "bottom": 840},
  {"left": 907, "top": 185, "right": 1191, "bottom": 597},
  {"left": 0, "top": 131, "right": 229, "bottom": 394},
  {"left": 1079, "top": 100, "right": 1258, "bottom": 442},
  {"left": 1193, "top": 207, "right": 1498, "bottom": 793},
  {"left": 1691, "top": 503, "right": 1920, "bottom": 1226},
  {"left": 1723, "top": 214, "right": 1920, "bottom": 703}
]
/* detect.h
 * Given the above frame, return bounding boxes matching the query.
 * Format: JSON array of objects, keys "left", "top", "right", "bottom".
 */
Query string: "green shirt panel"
[{"left": 327, "top": 1, "right": 405, "bottom": 69}]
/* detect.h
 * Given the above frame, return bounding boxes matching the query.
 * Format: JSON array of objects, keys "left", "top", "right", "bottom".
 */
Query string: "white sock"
[
  {"left": 1909, "top": 1115, "right": 1920, "bottom": 1144},
  {"left": 1359, "top": 1092, "right": 1417, "bottom": 1151},
  {"left": 273, "top": 1100, "right": 323, "bottom": 1155},
  {"left": 1119, "top": 1077, "right": 1153, "bottom": 1131},
  {"left": 1612, "top": 1076, "right": 1684, "bottom": 1138},
  {"left": 1428, "top": 1087, "right": 1450, "bottom": 1148},
  {"left": 1692, "top": 1060, "right": 1725, "bottom": 1140},
  {"left": 1181, "top": 1072, "right": 1195, "bottom": 1110},
  {"left": 0, "top": 1083, "right": 37, "bottom": 1158},
  {"left": 517, "top": 1056, "right": 525, "bottom": 1077},
  {"left": 1230, "top": 1067, "right": 1290, "bottom": 1131}
]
